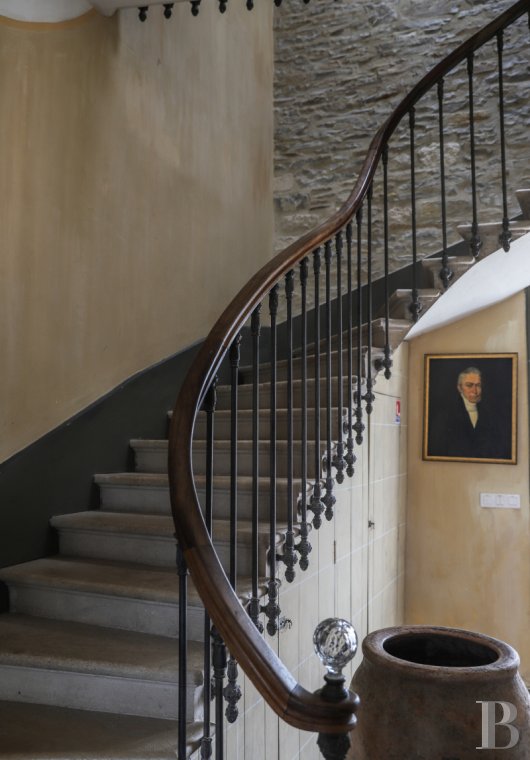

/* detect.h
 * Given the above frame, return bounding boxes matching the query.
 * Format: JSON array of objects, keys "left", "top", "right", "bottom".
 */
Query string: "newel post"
[{"left": 313, "top": 618, "right": 360, "bottom": 760}]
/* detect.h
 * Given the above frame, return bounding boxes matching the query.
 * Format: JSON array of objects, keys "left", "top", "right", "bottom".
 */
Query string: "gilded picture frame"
[{"left": 423, "top": 353, "right": 517, "bottom": 464}]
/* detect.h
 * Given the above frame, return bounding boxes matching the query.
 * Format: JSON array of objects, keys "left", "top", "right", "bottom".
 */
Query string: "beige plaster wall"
[
  {"left": 405, "top": 292, "right": 530, "bottom": 678},
  {"left": 0, "top": 6, "right": 273, "bottom": 463}
]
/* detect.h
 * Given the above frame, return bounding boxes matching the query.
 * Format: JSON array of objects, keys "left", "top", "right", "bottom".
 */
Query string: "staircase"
[
  {"left": 2, "top": 2, "right": 530, "bottom": 757},
  {"left": 0, "top": 190, "right": 529, "bottom": 757}
]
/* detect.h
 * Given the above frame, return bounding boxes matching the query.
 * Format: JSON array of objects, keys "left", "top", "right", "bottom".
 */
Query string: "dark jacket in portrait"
[{"left": 427, "top": 395, "right": 511, "bottom": 460}]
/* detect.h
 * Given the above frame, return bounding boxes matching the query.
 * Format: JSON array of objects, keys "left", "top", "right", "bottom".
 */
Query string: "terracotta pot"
[{"left": 348, "top": 626, "right": 530, "bottom": 759}]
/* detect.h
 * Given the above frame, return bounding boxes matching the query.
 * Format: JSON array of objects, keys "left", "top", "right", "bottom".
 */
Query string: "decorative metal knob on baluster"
[{"left": 313, "top": 618, "right": 360, "bottom": 760}]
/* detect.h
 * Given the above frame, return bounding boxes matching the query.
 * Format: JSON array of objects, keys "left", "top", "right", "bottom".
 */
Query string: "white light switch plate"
[{"left": 480, "top": 493, "right": 520, "bottom": 509}]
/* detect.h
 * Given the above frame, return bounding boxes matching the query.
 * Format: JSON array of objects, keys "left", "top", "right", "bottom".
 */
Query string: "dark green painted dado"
[{"left": 0, "top": 343, "right": 201, "bottom": 580}]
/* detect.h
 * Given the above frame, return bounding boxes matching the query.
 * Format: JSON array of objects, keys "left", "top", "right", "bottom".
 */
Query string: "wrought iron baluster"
[
  {"left": 381, "top": 145, "right": 392, "bottom": 378},
  {"left": 219, "top": 0, "right": 227, "bottom": 12},
  {"left": 363, "top": 185, "right": 375, "bottom": 415},
  {"left": 200, "top": 379, "right": 217, "bottom": 760},
  {"left": 282, "top": 271, "right": 297, "bottom": 582},
  {"left": 246, "top": 0, "right": 253, "bottom": 8},
  {"left": 138, "top": 6, "right": 148, "bottom": 21},
  {"left": 190, "top": 0, "right": 201, "bottom": 15},
  {"left": 309, "top": 248, "right": 325, "bottom": 528},
  {"left": 163, "top": 3, "right": 174, "bottom": 17},
  {"left": 224, "top": 334, "right": 242, "bottom": 722},
  {"left": 262, "top": 285, "right": 281, "bottom": 636},
  {"left": 353, "top": 208, "right": 365, "bottom": 446},
  {"left": 297, "top": 258, "right": 312, "bottom": 570},
  {"left": 212, "top": 627, "right": 227, "bottom": 760},
  {"left": 333, "top": 231, "right": 346, "bottom": 484},
  {"left": 437, "top": 79, "right": 452, "bottom": 289},
  {"left": 497, "top": 30, "right": 511, "bottom": 252},
  {"left": 344, "top": 222, "right": 356, "bottom": 476},
  {"left": 409, "top": 107, "right": 421, "bottom": 322},
  {"left": 323, "top": 240, "right": 335, "bottom": 521},
  {"left": 467, "top": 53, "right": 482, "bottom": 258},
  {"left": 229, "top": 334, "right": 242, "bottom": 591},
  {"left": 249, "top": 306, "right": 263, "bottom": 631},
  {"left": 177, "top": 544, "right": 188, "bottom": 760}
]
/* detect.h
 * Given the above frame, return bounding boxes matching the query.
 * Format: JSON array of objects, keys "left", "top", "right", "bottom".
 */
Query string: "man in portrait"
[{"left": 425, "top": 361, "right": 514, "bottom": 462}]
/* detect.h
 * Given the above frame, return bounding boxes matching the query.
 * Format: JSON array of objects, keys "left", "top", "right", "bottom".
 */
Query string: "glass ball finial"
[{"left": 313, "top": 618, "right": 358, "bottom": 676}]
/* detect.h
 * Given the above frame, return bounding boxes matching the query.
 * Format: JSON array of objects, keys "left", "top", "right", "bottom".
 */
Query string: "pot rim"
[{"left": 362, "top": 625, "right": 520, "bottom": 681}]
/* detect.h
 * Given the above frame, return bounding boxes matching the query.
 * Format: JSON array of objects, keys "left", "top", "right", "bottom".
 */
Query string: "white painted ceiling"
[{"left": 0, "top": 0, "right": 174, "bottom": 22}]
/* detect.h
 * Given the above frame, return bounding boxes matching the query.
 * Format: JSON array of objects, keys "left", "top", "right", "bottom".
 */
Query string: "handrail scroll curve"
[{"left": 169, "top": 0, "right": 530, "bottom": 737}]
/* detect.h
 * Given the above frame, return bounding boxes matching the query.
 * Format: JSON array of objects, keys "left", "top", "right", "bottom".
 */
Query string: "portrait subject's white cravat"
[{"left": 461, "top": 395, "right": 478, "bottom": 428}]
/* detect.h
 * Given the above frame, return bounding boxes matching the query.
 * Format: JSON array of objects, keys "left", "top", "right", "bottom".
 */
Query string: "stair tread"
[
  {"left": 51, "top": 510, "right": 287, "bottom": 541},
  {"left": 95, "top": 472, "right": 301, "bottom": 490},
  {"left": 1, "top": 556, "right": 257, "bottom": 605},
  {"left": 0, "top": 700, "right": 202, "bottom": 759},
  {"left": 0, "top": 614, "right": 203, "bottom": 683}
]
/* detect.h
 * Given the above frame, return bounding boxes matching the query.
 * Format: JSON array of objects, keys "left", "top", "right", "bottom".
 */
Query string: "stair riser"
[
  {"left": 240, "top": 349, "right": 373, "bottom": 385},
  {"left": 136, "top": 442, "right": 322, "bottom": 478},
  {"left": 215, "top": 377, "right": 355, "bottom": 411},
  {"left": 57, "top": 529, "right": 271, "bottom": 576},
  {"left": 7, "top": 585, "right": 206, "bottom": 642},
  {"left": 0, "top": 665, "right": 202, "bottom": 722},
  {"left": 99, "top": 482, "right": 301, "bottom": 522},
  {"left": 194, "top": 408, "right": 347, "bottom": 441}
]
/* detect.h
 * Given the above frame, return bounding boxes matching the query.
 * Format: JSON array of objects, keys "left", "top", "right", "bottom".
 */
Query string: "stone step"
[
  {"left": 516, "top": 188, "right": 530, "bottom": 219},
  {"left": 133, "top": 438, "right": 324, "bottom": 479},
  {"left": 215, "top": 374, "right": 361, "bottom": 411},
  {"left": 0, "top": 699, "right": 204, "bottom": 759},
  {"left": 95, "top": 472, "right": 311, "bottom": 522},
  {"left": 239, "top": 344, "right": 379, "bottom": 385},
  {"left": 456, "top": 220, "right": 530, "bottom": 257},
  {"left": 193, "top": 406, "right": 347, "bottom": 442},
  {"left": 292, "top": 317, "right": 410, "bottom": 357},
  {"left": 0, "top": 556, "right": 207, "bottom": 640},
  {"left": 0, "top": 614, "right": 203, "bottom": 721},
  {"left": 377, "top": 288, "right": 441, "bottom": 321},
  {"left": 421, "top": 255, "right": 475, "bottom": 289},
  {"left": 51, "top": 510, "right": 282, "bottom": 577}
]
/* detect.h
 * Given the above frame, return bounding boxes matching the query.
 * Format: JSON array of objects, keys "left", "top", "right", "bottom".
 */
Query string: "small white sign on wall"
[{"left": 480, "top": 493, "right": 520, "bottom": 509}]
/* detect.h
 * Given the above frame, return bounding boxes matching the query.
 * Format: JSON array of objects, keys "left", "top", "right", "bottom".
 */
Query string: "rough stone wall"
[{"left": 274, "top": 0, "right": 530, "bottom": 275}]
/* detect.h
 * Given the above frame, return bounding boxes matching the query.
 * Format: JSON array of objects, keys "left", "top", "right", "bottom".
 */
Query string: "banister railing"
[{"left": 168, "top": 2, "right": 530, "bottom": 757}]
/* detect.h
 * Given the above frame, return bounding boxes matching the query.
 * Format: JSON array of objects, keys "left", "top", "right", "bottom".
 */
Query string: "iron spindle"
[
  {"left": 282, "top": 271, "right": 298, "bottom": 582},
  {"left": 297, "top": 258, "right": 312, "bottom": 570},
  {"left": 138, "top": 6, "right": 148, "bottom": 21},
  {"left": 467, "top": 53, "right": 482, "bottom": 258},
  {"left": 323, "top": 240, "right": 336, "bottom": 521},
  {"left": 247, "top": 0, "right": 254, "bottom": 8},
  {"left": 163, "top": 3, "right": 174, "bottom": 17},
  {"left": 408, "top": 107, "right": 421, "bottom": 322},
  {"left": 200, "top": 379, "right": 218, "bottom": 760},
  {"left": 309, "top": 248, "right": 325, "bottom": 528},
  {"left": 177, "top": 544, "right": 188, "bottom": 760},
  {"left": 212, "top": 627, "right": 227, "bottom": 760},
  {"left": 262, "top": 285, "right": 281, "bottom": 636},
  {"left": 332, "top": 231, "right": 346, "bottom": 484},
  {"left": 249, "top": 306, "right": 263, "bottom": 631},
  {"left": 497, "top": 31, "right": 511, "bottom": 252},
  {"left": 344, "top": 222, "right": 356, "bottom": 476},
  {"left": 229, "top": 334, "right": 242, "bottom": 591},
  {"left": 353, "top": 209, "right": 365, "bottom": 446},
  {"left": 219, "top": 0, "right": 227, "bottom": 12},
  {"left": 190, "top": 0, "right": 201, "bottom": 15},
  {"left": 437, "top": 79, "right": 453, "bottom": 289},
  {"left": 381, "top": 145, "right": 392, "bottom": 378},
  {"left": 363, "top": 185, "right": 375, "bottom": 415}
]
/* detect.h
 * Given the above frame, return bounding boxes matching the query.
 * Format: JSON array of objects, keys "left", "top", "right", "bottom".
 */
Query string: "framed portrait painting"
[{"left": 423, "top": 353, "right": 517, "bottom": 464}]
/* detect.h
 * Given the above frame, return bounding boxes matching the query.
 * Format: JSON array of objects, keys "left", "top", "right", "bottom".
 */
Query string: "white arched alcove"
[{"left": 0, "top": 0, "right": 174, "bottom": 23}]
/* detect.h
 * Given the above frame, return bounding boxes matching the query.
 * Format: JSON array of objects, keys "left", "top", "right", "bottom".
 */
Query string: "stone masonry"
[{"left": 274, "top": 0, "right": 530, "bottom": 277}]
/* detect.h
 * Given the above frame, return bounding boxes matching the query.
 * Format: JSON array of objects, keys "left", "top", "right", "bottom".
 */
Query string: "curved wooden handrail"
[{"left": 169, "top": 0, "right": 530, "bottom": 734}]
